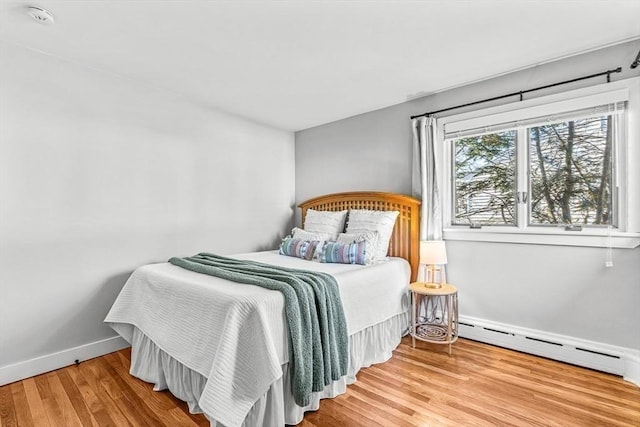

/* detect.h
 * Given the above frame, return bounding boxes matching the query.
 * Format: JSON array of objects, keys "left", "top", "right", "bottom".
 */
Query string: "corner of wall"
[{"left": 623, "top": 350, "right": 640, "bottom": 387}]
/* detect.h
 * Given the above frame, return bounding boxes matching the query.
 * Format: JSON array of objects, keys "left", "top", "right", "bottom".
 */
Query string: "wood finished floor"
[{"left": 1, "top": 337, "right": 639, "bottom": 427}]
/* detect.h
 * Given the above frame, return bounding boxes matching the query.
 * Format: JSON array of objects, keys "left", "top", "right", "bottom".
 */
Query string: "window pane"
[
  {"left": 529, "top": 116, "right": 614, "bottom": 226},
  {"left": 453, "top": 131, "right": 517, "bottom": 225}
]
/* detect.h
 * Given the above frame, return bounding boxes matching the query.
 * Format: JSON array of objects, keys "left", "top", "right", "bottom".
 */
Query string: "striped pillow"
[
  {"left": 336, "top": 231, "right": 378, "bottom": 265},
  {"left": 320, "top": 241, "right": 368, "bottom": 265},
  {"left": 279, "top": 238, "right": 321, "bottom": 261}
]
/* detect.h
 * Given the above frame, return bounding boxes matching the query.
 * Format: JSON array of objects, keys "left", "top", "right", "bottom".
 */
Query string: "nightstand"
[{"left": 409, "top": 282, "right": 459, "bottom": 355}]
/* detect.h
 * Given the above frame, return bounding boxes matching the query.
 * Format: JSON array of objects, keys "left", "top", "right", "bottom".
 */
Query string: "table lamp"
[{"left": 420, "top": 240, "right": 448, "bottom": 289}]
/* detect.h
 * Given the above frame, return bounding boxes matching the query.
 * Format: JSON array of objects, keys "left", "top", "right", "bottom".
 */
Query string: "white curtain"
[{"left": 411, "top": 116, "right": 442, "bottom": 241}]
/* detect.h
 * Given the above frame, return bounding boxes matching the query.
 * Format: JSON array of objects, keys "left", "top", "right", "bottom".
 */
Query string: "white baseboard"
[
  {"left": 3, "top": 322, "right": 638, "bottom": 389},
  {"left": 0, "top": 335, "right": 130, "bottom": 386},
  {"left": 458, "top": 315, "right": 640, "bottom": 387}
]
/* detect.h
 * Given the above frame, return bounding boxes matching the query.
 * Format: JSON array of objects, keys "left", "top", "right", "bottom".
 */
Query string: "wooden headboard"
[{"left": 298, "top": 191, "right": 421, "bottom": 282}]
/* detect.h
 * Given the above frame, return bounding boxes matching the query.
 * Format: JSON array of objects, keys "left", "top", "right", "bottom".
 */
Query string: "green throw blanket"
[{"left": 168, "top": 253, "right": 349, "bottom": 407}]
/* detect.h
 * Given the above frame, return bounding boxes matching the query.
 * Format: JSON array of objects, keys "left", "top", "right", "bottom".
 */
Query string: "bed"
[{"left": 104, "top": 191, "right": 421, "bottom": 427}]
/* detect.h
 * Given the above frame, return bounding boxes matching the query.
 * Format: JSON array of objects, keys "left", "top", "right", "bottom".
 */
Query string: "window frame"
[{"left": 438, "top": 77, "right": 640, "bottom": 249}]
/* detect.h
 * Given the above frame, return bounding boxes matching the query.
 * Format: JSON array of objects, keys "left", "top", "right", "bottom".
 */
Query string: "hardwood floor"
[{"left": 1, "top": 337, "right": 638, "bottom": 426}]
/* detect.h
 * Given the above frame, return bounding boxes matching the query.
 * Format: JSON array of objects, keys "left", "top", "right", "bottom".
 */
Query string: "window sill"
[{"left": 443, "top": 227, "right": 640, "bottom": 249}]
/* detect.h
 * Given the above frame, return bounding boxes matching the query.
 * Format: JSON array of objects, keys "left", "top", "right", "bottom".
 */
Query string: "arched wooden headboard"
[{"left": 298, "top": 191, "right": 421, "bottom": 282}]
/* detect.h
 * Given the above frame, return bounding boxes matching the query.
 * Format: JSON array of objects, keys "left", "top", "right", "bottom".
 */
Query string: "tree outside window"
[
  {"left": 529, "top": 116, "right": 614, "bottom": 226},
  {"left": 453, "top": 131, "right": 516, "bottom": 226}
]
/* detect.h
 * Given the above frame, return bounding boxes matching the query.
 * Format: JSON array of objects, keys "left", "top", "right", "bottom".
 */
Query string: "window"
[
  {"left": 440, "top": 78, "right": 640, "bottom": 248},
  {"left": 453, "top": 130, "right": 516, "bottom": 226},
  {"left": 528, "top": 116, "right": 615, "bottom": 227}
]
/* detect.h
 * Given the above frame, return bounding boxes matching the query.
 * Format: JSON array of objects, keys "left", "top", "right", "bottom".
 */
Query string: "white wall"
[
  {"left": 0, "top": 41, "right": 295, "bottom": 369},
  {"left": 295, "top": 40, "right": 640, "bottom": 350}
]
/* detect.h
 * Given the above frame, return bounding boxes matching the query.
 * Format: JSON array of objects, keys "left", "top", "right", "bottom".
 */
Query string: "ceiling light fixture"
[{"left": 27, "top": 6, "right": 54, "bottom": 25}]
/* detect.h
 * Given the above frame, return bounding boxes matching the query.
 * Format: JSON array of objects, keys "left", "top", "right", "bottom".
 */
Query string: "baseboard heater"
[
  {"left": 525, "top": 336, "right": 563, "bottom": 346},
  {"left": 458, "top": 318, "right": 625, "bottom": 375}
]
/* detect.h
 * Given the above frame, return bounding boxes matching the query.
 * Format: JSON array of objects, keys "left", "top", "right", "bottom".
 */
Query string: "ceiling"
[{"left": 1, "top": 1, "right": 639, "bottom": 131}]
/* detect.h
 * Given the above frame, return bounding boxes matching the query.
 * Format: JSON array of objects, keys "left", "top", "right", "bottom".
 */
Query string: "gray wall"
[
  {"left": 296, "top": 40, "right": 640, "bottom": 349},
  {"left": 0, "top": 41, "right": 295, "bottom": 368}
]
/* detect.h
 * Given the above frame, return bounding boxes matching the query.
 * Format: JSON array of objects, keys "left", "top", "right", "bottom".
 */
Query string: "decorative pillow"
[
  {"left": 303, "top": 209, "right": 348, "bottom": 241},
  {"left": 320, "top": 241, "right": 368, "bottom": 265},
  {"left": 335, "top": 231, "right": 379, "bottom": 265},
  {"left": 346, "top": 209, "right": 399, "bottom": 261},
  {"left": 279, "top": 238, "right": 322, "bottom": 261},
  {"left": 291, "top": 227, "right": 332, "bottom": 242}
]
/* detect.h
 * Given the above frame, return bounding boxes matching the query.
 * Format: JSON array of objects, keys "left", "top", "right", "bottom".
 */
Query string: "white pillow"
[
  {"left": 346, "top": 210, "right": 399, "bottom": 261},
  {"left": 336, "top": 231, "right": 379, "bottom": 264},
  {"left": 291, "top": 227, "right": 332, "bottom": 242},
  {"left": 303, "top": 209, "right": 348, "bottom": 241}
]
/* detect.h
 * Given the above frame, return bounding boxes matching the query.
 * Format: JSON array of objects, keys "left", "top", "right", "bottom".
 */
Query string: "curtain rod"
[{"left": 410, "top": 67, "right": 622, "bottom": 120}]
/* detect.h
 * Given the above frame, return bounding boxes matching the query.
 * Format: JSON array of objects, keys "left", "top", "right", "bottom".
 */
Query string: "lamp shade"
[{"left": 420, "top": 240, "right": 448, "bottom": 265}]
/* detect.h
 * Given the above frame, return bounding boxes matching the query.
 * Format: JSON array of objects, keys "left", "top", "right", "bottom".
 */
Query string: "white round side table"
[{"left": 409, "top": 282, "right": 459, "bottom": 355}]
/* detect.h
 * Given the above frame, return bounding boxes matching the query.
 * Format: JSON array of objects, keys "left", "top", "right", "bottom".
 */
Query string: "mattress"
[{"left": 105, "top": 250, "right": 410, "bottom": 426}]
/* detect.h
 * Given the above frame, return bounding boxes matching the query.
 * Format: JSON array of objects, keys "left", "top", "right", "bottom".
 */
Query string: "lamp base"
[{"left": 422, "top": 282, "right": 443, "bottom": 289}]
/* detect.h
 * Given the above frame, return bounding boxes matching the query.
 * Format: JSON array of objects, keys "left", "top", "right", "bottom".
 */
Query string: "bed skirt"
[{"left": 125, "top": 311, "right": 409, "bottom": 426}]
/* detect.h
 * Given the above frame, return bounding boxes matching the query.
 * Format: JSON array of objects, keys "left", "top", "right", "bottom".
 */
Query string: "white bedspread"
[{"left": 104, "top": 251, "right": 409, "bottom": 427}]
